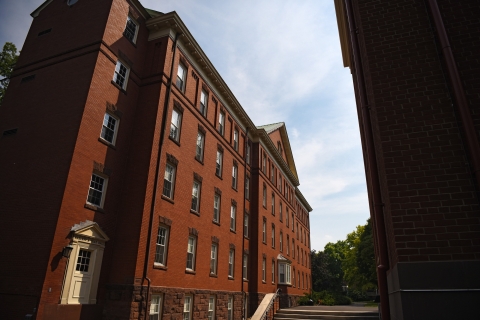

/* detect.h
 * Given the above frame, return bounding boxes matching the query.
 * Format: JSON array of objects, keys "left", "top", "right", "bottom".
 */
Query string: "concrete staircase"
[{"left": 274, "top": 306, "right": 379, "bottom": 320}]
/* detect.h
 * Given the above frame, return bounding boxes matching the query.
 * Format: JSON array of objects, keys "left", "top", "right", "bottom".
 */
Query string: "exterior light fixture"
[{"left": 62, "top": 245, "right": 74, "bottom": 258}]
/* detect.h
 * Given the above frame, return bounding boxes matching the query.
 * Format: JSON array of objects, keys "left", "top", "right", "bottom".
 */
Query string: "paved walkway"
[{"left": 285, "top": 305, "right": 378, "bottom": 312}]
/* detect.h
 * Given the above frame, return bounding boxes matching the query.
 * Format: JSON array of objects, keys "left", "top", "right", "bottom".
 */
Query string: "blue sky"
[{"left": 0, "top": 0, "right": 370, "bottom": 251}]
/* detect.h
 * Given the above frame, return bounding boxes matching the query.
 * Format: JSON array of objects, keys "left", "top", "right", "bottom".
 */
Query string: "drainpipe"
[
  {"left": 241, "top": 127, "right": 249, "bottom": 320},
  {"left": 425, "top": 0, "right": 480, "bottom": 191},
  {"left": 141, "top": 31, "right": 183, "bottom": 320},
  {"left": 343, "top": 1, "right": 390, "bottom": 319}
]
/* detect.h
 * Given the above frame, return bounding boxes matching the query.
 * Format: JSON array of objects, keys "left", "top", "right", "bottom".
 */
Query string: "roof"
[{"left": 257, "top": 122, "right": 284, "bottom": 134}]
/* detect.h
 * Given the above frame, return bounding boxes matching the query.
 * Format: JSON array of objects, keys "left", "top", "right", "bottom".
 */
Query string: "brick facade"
[
  {"left": 334, "top": 0, "right": 480, "bottom": 319},
  {"left": 0, "top": 0, "right": 311, "bottom": 319}
]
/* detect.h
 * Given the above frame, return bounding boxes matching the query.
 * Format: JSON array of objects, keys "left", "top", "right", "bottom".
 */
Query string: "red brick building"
[
  {"left": 0, "top": 0, "right": 312, "bottom": 319},
  {"left": 334, "top": 0, "right": 480, "bottom": 319}
]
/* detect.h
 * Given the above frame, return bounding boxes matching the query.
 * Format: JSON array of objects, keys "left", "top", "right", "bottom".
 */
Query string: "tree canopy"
[{"left": 0, "top": 42, "right": 19, "bottom": 105}]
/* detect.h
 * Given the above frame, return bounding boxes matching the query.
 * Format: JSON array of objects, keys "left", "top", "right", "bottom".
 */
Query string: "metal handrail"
[{"left": 259, "top": 289, "right": 281, "bottom": 320}]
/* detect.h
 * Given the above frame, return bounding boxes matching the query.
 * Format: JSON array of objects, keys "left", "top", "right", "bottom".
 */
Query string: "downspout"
[
  {"left": 241, "top": 127, "right": 249, "bottom": 320},
  {"left": 141, "top": 31, "right": 183, "bottom": 320},
  {"left": 425, "top": 0, "right": 480, "bottom": 191},
  {"left": 343, "top": 1, "right": 390, "bottom": 319}
]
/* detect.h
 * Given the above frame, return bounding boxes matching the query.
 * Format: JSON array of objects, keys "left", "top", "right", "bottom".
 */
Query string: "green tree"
[{"left": 0, "top": 42, "right": 19, "bottom": 105}]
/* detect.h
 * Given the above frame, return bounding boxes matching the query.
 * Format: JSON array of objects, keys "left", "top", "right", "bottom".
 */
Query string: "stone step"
[{"left": 274, "top": 307, "right": 379, "bottom": 320}]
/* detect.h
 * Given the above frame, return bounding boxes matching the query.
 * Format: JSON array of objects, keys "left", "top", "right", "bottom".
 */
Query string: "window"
[
  {"left": 286, "top": 208, "right": 289, "bottom": 227},
  {"left": 215, "top": 149, "right": 223, "bottom": 177},
  {"left": 243, "top": 254, "right": 248, "bottom": 280},
  {"left": 183, "top": 295, "right": 192, "bottom": 320},
  {"left": 230, "top": 204, "right": 236, "bottom": 231},
  {"left": 297, "top": 222, "right": 299, "bottom": 240},
  {"left": 271, "top": 224, "right": 275, "bottom": 248},
  {"left": 271, "top": 193, "right": 275, "bottom": 215},
  {"left": 298, "top": 271, "right": 301, "bottom": 288},
  {"left": 149, "top": 294, "right": 162, "bottom": 320},
  {"left": 87, "top": 173, "right": 107, "bottom": 207},
  {"left": 113, "top": 60, "right": 129, "bottom": 90},
  {"left": 293, "top": 269, "right": 296, "bottom": 287},
  {"left": 227, "top": 296, "right": 233, "bottom": 320},
  {"left": 279, "top": 175, "right": 282, "bottom": 192},
  {"left": 233, "top": 129, "right": 239, "bottom": 151},
  {"left": 272, "top": 261, "right": 275, "bottom": 283},
  {"left": 210, "top": 243, "right": 218, "bottom": 275},
  {"left": 246, "top": 143, "right": 251, "bottom": 165},
  {"left": 263, "top": 185, "right": 267, "bottom": 207},
  {"left": 176, "top": 63, "right": 186, "bottom": 91},
  {"left": 100, "top": 113, "right": 119, "bottom": 145},
  {"left": 245, "top": 176, "right": 250, "bottom": 200},
  {"left": 200, "top": 90, "right": 208, "bottom": 116},
  {"left": 170, "top": 108, "right": 182, "bottom": 142},
  {"left": 124, "top": 15, "right": 139, "bottom": 43},
  {"left": 286, "top": 235, "right": 290, "bottom": 255},
  {"left": 191, "top": 180, "right": 201, "bottom": 212},
  {"left": 213, "top": 193, "right": 220, "bottom": 223},
  {"left": 279, "top": 202, "right": 283, "bottom": 222},
  {"left": 280, "top": 232, "right": 283, "bottom": 252},
  {"left": 186, "top": 236, "right": 196, "bottom": 271},
  {"left": 278, "top": 262, "right": 291, "bottom": 284},
  {"left": 262, "top": 219, "right": 266, "bottom": 243},
  {"left": 262, "top": 257, "right": 266, "bottom": 282},
  {"left": 208, "top": 296, "right": 215, "bottom": 320},
  {"left": 262, "top": 153, "right": 267, "bottom": 173},
  {"left": 292, "top": 240, "right": 295, "bottom": 258},
  {"left": 297, "top": 246, "right": 300, "bottom": 263},
  {"left": 292, "top": 213, "right": 294, "bottom": 231},
  {"left": 232, "top": 164, "right": 238, "bottom": 189},
  {"left": 163, "top": 163, "right": 176, "bottom": 199},
  {"left": 155, "top": 226, "right": 169, "bottom": 266},
  {"left": 271, "top": 164, "right": 275, "bottom": 183},
  {"left": 218, "top": 111, "right": 225, "bottom": 135},
  {"left": 228, "top": 249, "right": 235, "bottom": 278},
  {"left": 196, "top": 132, "right": 205, "bottom": 161},
  {"left": 244, "top": 213, "right": 249, "bottom": 238}
]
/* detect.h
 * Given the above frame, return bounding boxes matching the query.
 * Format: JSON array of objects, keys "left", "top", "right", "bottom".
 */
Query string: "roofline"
[
  {"left": 334, "top": 0, "right": 351, "bottom": 68},
  {"left": 295, "top": 188, "right": 312, "bottom": 212}
]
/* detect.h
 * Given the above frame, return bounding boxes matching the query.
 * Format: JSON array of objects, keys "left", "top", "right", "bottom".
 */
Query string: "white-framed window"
[
  {"left": 262, "top": 219, "right": 266, "bottom": 243},
  {"left": 149, "top": 294, "right": 162, "bottom": 320},
  {"left": 262, "top": 153, "right": 266, "bottom": 173},
  {"left": 169, "top": 108, "right": 182, "bottom": 142},
  {"left": 245, "top": 176, "right": 250, "bottom": 200},
  {"left": 278, "top": 262, "right": 291, "bottom": 284},
  {"left": 246, "top": 143, "right": 251, "bottom": 165},
  {"left": 208, "top": 296, "right": 215, "bottom": 320},
  {"left": 186, "top": 236, "right": 196, "bottom": 271},
  {"left": 183, "top": 295, "right": 192, "bottom": 320},
  {"left": 232, "top": 164, "right": 238, "bottom": 189},
  {"left": 218, "top": 111, "right": 225, "bottom": 135},
  {"left": 228, "top": 249, "right": 234, "bottom": 278},
  {"left": 155, "top": 226, "right": 169, "bottom": 266},
  {"left": 243, "top": 254, "right": 248, "bottom": 280},
  {"left": 163, "top": 163, "right": 176, "bottom": 199},
  {"left": 262, "top": 257, "right": 266, "bottom": 282},
  {"left": 271, "top": 164, "right": 275, "bottom": 182},
  {"left": 292, "top": 240, "right": 295, "bottom": 258},
  {"left": 280, "top": 232, "right": 283, "bottom": 252},
  {"left": 279, "top": 175, "right": 282, "bottom": 192},
  {"left": 216, "top": 149, "right": 223, "bottom": 177},
  {"left": 124, "top": 15, "right": 139, "bottom": 43},
  {"left": 271, "top": 193, "right": 275, "bottom": 215},
  {"left": 230, "top": 204, "right": 236, "bottom": 231},
  {"left": 176, "top": 63, "right": 186, "bottom": 91},
  {"left": 292, "top": 213, "right": 294, "bottom": 231},
  {"left": 113, "top": 60, "right": 129, "bottom": 90},
  {"left": 227, "top": 296, "right": 233, "bottom": 320},
  {"left": 272, "top": 224, "right": 275, "bottom": 248},
  {"left": 263, "top": 185, "right": 267, "bottom": 207},
  {"left": 200, "top": 90, "right": 208, "bottom": 116},
  {"left": 272, "top": 260, "right": 275, "bottom": 283},
  {"left": 191, "top": 180, "right": 201, "bottom": 212},
  {"left": 213, "top": 193, "right": 220, "bottom": 223},
  {"left": 244, "top": 213, "right": 249, "bottom": 238},
  {"left": 210, "top": 243, "right": 218, "bottom": 275},
  {"left": 196, "top": 132, "right": 205, "bottom": 161},
  {"left": 286, "top": 208, "right": 289, "bottom": 227},
  {"left": 87, "top": 173, "right": 107, "bottom": 208},
  {"left": 100, "top": 113, "right": 119, "bottom": 145},
  {"left": 293, "top": 268, "right": 296, "bottom": 287},
  {"left": 233, "top": 129, "right": 239, "bottom": 151}
]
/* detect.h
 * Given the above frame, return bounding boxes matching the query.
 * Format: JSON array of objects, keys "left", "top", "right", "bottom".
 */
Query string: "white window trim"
[
  {"left": 169, "top": 108, "right": 182, "bottom": 142},
  {"left": 200, "top": 90, "right": 208, "bottom": 116},
  {"left": 228, "top": 249, "right": 235, "bottom": 278},
  {"left": 262, "top": 258, "right": 266, "bottom": 282},
  {"left": 213, "top": 193, "right": 220, "bottom": 223},
  {"left": 210, "top": 243, "right": 218, "bottom": 275},
  {"left": 230, "top": 205, "right": 236, "bottom": 231},
  {"left": 149, "top": 294, "right": 163, "bottom": 320},
  {"left": 191, "top": 180, "right": 201, "bottom": 212},
  {"left": 232, "top": 165, "right": 238, "bottom": 189},
  {"left": 86, "top": 173, "right": 108, "bottom": 208},
  {"left": 278, "top": 262, "right": 291, "bottom": 285},
  {"left": 124, "top": 15, "right": 139, "bottom": 43},
  {"left": 196, "top": 132, "right": 205, "bottom": 161},
  {"left": 154, "top": 226, "right": 169, "bottom": 267},
  {"left": 113, "top": 60, "right": 130, "bottom": 90},
  {"left": 100, "top": 113, "right": 120, "bottom": 145},
  {"left": 183, "top": 295, "right": 192, "bottom": 320},
  {"left": 163, "top": 163, "right": 176, "bottom": 199},
  {"left": 186, "top": 237, "right": 196, "bottom": 271},
  {"left": 243, "top": 254, "right": 248, "bottom": 280},
  {"left": 176, "top": 63, "right": 186, "bottom": 91},
  {"left": 216, "top": 149, "right": 223, "bottom": 177},
  {"left": 218, "top": 111, "right": 225, "bottom": 135},
  {"left": 208, "top": 296, "right": 215, "bottom": 320}
]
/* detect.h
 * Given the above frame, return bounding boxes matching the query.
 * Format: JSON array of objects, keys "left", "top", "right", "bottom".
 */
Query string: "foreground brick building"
[
  {"left": 334, "top": 0, "right": 480, "bottom": 319},
  {"left": 0, "top": 0, "right": 312, "bottom": 319}
]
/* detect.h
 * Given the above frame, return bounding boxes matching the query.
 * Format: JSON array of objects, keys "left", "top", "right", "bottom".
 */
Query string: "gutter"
[
  {"left": 343, "top": 1, "right": 391, "bottom": 319},
  {"left": 141, "top": 31, "right": 182, "bottom": 320}
]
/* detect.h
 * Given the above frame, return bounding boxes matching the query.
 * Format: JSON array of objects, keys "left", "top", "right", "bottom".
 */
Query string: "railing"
[{"left": 258, "top": 289, "right": 281, "bottom": 320}]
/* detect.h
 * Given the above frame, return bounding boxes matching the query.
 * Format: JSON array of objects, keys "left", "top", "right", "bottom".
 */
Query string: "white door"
[{"left": 68, "top": 248, "right": 95, "bottom": 304}]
